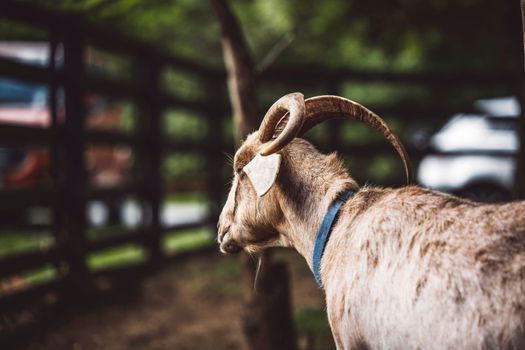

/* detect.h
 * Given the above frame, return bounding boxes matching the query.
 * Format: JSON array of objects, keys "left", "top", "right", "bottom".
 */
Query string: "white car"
[{"left": 417, "top": 97, "right": 519, "bottom": 202}]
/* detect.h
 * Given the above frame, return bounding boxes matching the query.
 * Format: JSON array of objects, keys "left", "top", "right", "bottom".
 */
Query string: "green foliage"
[
  {"left": 340, "top": 122, "right": 381, "bottom": 145},
  {"left": 0, "top": 17, "right": 47, "bottom": 40},
  {"left": 88, "top": 46, "right": 138, "bottom": 81},
  {"left": 164, "top": 191, "right": 208, "bottom": 203},
  {"left": 222, "top": 117, "right": 235, "bottom": 141},
  {"left": 17, "top": 0, "right": 519, "bottom": 72},
  {"left": 162, "top": 68, "right": 207, "bottom": 100},
  {"left": 341, "top": 82, "right": 431, "bottom": 108},
  {"left": 163, "top": 152, "right": 206, "bottom": 180},
  {"left": 27, "top": 0, "right": 222, "bottom": 65},
  {"left": 163, "top": 109, "right": 208, "bottom": 141},
  {"left": 367, "top": 155, "right": 400, "bottom": 183},
  {"left": 119, "top": 102, "right": 138, "bottom": 132},
  {"left": 304, "top": 123, "right": 329, "bottom": 144}
]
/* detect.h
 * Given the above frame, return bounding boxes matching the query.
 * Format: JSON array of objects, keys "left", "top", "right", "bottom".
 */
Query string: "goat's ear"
[{"left": 243, "top": 153, "right": 281, "bottom": 197}]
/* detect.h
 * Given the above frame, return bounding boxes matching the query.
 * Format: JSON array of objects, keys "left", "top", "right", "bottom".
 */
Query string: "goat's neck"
[{"left": 276, "top": 178, "right": 356, "bottom": 270}]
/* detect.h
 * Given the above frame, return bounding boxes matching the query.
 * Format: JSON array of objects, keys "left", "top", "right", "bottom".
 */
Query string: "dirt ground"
[{"left": 8, "top": 250, "right": 335, "bottom": 350}]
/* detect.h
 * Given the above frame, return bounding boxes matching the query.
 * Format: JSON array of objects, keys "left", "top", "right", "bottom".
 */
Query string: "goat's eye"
[{"left": 234, "top": 163, "right": 245, "bottom": 174}]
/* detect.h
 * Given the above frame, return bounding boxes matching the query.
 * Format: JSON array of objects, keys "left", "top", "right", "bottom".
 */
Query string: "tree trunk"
[
  {"left": 210, "top": 1, "right": 298, "bottom": 349},
  {"left": 210, "top": 0, "right": 259, "bottom": 143}
]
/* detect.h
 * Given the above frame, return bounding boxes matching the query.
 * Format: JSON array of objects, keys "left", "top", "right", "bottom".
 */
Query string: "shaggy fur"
[{"left": 217, "top": 132, "right": 525, "bottom": 350}]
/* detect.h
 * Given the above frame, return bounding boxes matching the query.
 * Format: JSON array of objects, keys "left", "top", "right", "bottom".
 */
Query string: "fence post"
[
  {"left": 48, "top": 27, "right": 66, "bottom": 282},
  {"left": 140, "top": 54, "right": 163, "bottom": 265},
  {"left": 204, "top": 80, "right": 226, "bottom": 223},
  {"left": 62, "top": 17, "right": 89, "bottom": 292},
  {"left": 517, "top": 0, "right": 525, "bottom": 199}
]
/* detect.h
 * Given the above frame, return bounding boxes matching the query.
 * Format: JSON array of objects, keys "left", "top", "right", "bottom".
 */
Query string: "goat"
[{"left": 217, "top": 92, "right": 525, "bottom": 350}]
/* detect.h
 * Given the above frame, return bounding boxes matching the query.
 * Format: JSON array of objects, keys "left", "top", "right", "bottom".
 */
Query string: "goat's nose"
[
  {"left": 219, "top": 232, "right": 242, "bottom": 254},
  {"left": 220, "top": 240, "right": 242, "bottom": 254}
]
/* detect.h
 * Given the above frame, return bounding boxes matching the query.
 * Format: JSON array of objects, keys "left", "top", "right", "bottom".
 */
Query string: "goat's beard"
[
  {"left": 254, "top": 254, "right": 263, "bottom": 292},
  {"left": 243, "top": 236, "right": 286, "bottom": 292}
]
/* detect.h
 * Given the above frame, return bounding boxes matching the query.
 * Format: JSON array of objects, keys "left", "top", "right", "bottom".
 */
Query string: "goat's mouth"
[
  {"left": 218, "top": 228, "right": 279, "bottom": 255},
  {"left": 219, "top": 239, "right": 243, "bottom": 254}
]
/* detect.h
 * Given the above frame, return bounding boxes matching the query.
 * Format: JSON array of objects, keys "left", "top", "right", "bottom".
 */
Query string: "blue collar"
[{"left": 312, "top": 189, "right": 355, "bottom": 288}]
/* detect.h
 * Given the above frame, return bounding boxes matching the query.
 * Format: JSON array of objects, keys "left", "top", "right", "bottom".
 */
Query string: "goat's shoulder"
[{"left": 345, "top": 185, "right": 473, "bottom": 219}]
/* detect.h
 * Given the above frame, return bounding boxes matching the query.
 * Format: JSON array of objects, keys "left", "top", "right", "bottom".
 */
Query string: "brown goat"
[{"left": 217, "top": 93, "right": 525, "bottom": 349}]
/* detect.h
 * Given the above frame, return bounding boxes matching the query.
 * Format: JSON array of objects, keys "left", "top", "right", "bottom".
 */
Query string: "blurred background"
[{"left": 0, "top": 0, "right": 523, "bottom": 349}]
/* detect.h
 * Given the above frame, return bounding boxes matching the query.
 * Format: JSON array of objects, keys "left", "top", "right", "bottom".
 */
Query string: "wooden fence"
[
  {"left": 0, "top": 0, "right": 520, "bottom": 329},
  {"left": 0, "top": 1, "right": 228, "bottom": 319}
]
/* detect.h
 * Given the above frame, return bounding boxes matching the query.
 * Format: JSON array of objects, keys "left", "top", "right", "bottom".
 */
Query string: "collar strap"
[{"left": 312, "top": 189, "right": 355, "bottom": 288}]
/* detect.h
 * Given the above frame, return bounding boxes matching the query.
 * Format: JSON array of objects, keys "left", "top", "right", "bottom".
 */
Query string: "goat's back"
[{"left": 323, "top": 186, "right": 525, "bottom": 349}]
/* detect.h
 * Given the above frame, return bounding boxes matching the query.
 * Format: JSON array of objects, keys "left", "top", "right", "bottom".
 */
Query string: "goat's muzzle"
[{"left": 218, "top": 228, "right": 242, "bottom": 254}]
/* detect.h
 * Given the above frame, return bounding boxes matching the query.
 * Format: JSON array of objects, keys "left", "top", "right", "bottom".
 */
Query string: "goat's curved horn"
[
  {"left": 300, "top": 95, "right": 412, "bottom": 184},
  {"left": 259, "top": 92, "right": 305, "bottom": 156}
]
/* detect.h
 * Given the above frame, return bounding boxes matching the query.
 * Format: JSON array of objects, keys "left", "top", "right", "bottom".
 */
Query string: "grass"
[
  {"left": 295, "top": 307, "right": 335, "bottom": 350},
  {"left": 0, "top": 263, "right": 57, "bottom": 295},
  {"left": 25, "top": 264, "right": 57, "bottom": 285},
  {"left": 87, "top": 228, "right": 213, "bottom": 271},
  {"left": 0, "top": 227, "right": 214, "bottom": 293},
  {"left": 0, "top": 231, "right": 54, "bottom": 257},
  {"left": 163, "top": 227, "right": 213, "bottom": 254},
  {"left": 87, "top": 244, "right": 147, "bottom": 271}
]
